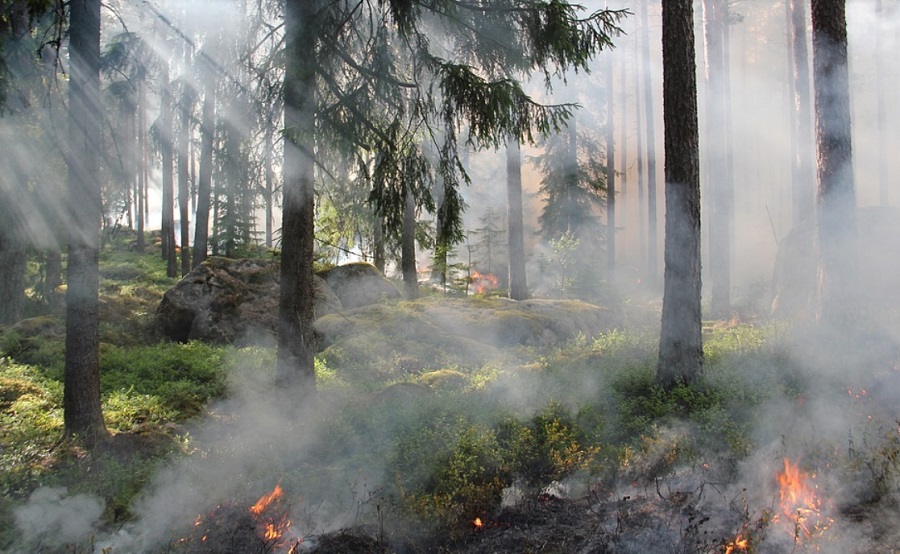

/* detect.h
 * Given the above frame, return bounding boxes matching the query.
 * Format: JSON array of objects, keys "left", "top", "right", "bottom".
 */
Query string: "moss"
[
  {"left": 0, "top": 377, "right": 43, "bottom": 411},
  {"left": 418, "top": 369, "right": 468, "bottom": 392}
]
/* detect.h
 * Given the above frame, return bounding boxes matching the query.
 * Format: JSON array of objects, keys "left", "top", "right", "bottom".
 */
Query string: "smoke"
[{"left": 12, "top": 487, "right": 105, "bottom": 548}]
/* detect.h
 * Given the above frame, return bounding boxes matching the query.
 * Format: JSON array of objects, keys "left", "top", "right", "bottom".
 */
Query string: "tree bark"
[
  {"left": 402, "top": 187, "right": 418, "bottom": 299},
  {"left": 657, "top": 0, "right": 703, "bottom": 387},
  {"left": 0, "top": 225, "right": 26, "bottom": 325},
  {"left": 811, "top": 0, "right": 857, "bottom": 325},
  {"left": 634, "top": 26, "right": 647, "bottom": 278},
  {"left": 605, "top": 53, "right": 616, "bottom": 275},
  {"left": 136, "top": 78, "right": 146, "bottom": 253},
  {"left": 178, "top": 69, "right": 192, "bottom": 276},
  {"left": 276, "top": 0, "right": 319, "bottom": 396},
  {"left": 192, "top": 63, "right": 215, "bottom": 268},
  {"left": 373, "top": 214, "right": 385, "bottom": 273},
  {"left": 0, "top": 144, "right": 27, "bottom": 324},
  {"left": 790, "top": 0, "right": 815, "bottom": 225},
  {"left": 640, "top": 0, "right": 659, "bottom": 288},
  {"left": 264, "top": 123, "right": 274, "bottom": 248},
  {"left": 64, "top": 0, "right": 108, "bottom": 444},
  {"left": 160, "top": 62, "right": 177, "bottom": 277},
  {"left": 703, "top": 0, "right": 732, "bottom": 319},
  {"left": 506, "top": 136, "right": 527, "bottom": 300}
]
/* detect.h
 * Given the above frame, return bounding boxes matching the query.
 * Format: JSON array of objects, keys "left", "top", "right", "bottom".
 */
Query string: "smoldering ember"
[{"left": 2, "top": 0, "right": 900, "bottom": 553}]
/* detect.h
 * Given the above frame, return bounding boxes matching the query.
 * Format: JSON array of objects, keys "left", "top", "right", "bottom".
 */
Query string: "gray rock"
[
  {"left": 155, "top": 257, "right": 340, "bottom": 344},
  {"left": 318, "top": 262, "right": 401, "bottom": 309}
]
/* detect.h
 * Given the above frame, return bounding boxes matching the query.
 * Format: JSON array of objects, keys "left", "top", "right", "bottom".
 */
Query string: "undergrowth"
[{"left": 4, "top": 238, "right": 900, "bottom": 551}]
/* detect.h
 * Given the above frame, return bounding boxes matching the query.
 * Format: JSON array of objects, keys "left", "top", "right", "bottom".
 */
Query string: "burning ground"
[{"left": 3, "top": 278, "right": 900, "bottom": 552}]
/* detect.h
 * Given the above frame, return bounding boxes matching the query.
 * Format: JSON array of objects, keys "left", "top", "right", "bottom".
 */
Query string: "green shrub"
[
  {"left": 391, "top": 415, "right": 507, "bottom": 533},
  {"left": 100, "top": 341, "right": 227, "bottom": 417},
  {"left": 499, "top": 402, "right": 599, "bottom": 487}
]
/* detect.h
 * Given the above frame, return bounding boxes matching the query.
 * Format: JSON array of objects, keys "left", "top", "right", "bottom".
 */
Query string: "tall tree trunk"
[
  {"left": 634, "top": 27, "right": 646, "bottom": 278},
  {"left": 618, "top": 44, "right": 628, "bottom": 265},
  {"left": 640, "top": 0, "right": 659, "bottom": 288},
  {"left": 178, "top": 76, "right": 192, "bottom": 276},
  {"left": 811, "top": 0, "right": 856, "bottom": 325},
  {"left": 790, "top": 0, "right": 815, "bottom": 225},
  {"left": 506, "top": 136, "right": 527, "bottom": 300},
  {"left": 875, "top": 0, "right": 887, "bottom": 206},
  {"left": 0, "top": 145, "right": 27, "bottom": 324},
  {"left": 402, "top": 187, "right": 418, "bottom": 299},
  {"left": 605, "top": 52, "right": 616, "bottom": 275},
  {"left": 276, "top": 0, "right": 319, "bottom": 395},
  {"left": 65, "top": 0, "right": 108, "bottom": 444},
  {"left": 160, "top": 62, "right": 177, "bottom": 277},
  {"left": 264, "top": 123, "right": 274, "bottom": 248},
  {"left": 704, "top": 0, "right": 732, "bottom": 319},
  {"left": 192, "top": 66, "right": 215, "bottom": 268},
  {"left": 430, "top": 185, "right": 447, "bottom": 286},
  {"left": 136, "top": 78, "right": 146, "bottom": 253},
  {"left": 657, "top": 0, "right": 703, "bottom": 387},
  {"left": 373, "top": 214, "right": 385, "bottom": 273},
  {"left": 0, "top": 208, "right": 26, "bottom": 324},
  {"left": 566, "top": 118, "right": 577, "bottom": 234}
]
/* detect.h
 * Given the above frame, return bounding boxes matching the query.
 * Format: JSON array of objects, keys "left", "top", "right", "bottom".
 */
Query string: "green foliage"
[
  {"left": 100, "top": 342, "right": 227, "bottom": 416},
  {"left": 499, "top": 402, "right": 599, "bottom": 487},
  {"left": 391, "top": 415, "right": 507, "bottom": 532}
]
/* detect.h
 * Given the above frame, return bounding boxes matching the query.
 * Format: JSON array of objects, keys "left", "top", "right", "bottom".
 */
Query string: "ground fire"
[
  {"left": 774, "top": 458, "right": 833, "bottom": 544},
  {"left": 470, "top": 271, "right": 498, "bottom": 294},
  {"left": 178, "top": 483, "right": 300, "bottom": 553}
]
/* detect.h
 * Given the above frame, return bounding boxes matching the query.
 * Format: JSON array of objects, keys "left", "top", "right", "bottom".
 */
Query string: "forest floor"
[{"left": 2, "top": 237, "right": 900, "bottom": 553}]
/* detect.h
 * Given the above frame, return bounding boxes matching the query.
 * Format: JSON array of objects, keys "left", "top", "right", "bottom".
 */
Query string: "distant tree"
[
  {"left": 639, "top": 0, "right": 659, "bottom": 288},
  {"left": 811, "top": 0, "right": 857, "bottom": 325},
  {"left": 176, "top": 49, "right": 196, "bottom": 276},
  {"left": 158, "top": 60, "right": 178, "bottom": 277},
  {"left": 473, "top": 206, "right": 506, "bottom": 277},
  {"left": 506, "top": 136, "right": 528, "bottom": 300},
  {"left": 533, "top": 119, "right": 607, "bottom": 245},
  {"left": 657, "top": 0, "right": 703, "bottom": 387},
  {"left": 702, "top": 0, "right": 733, "bottom": 319},
  {"left": 604, "top": 52, "right": 616, "bottom": 275},
  {"left": 402, "top": 186, "right": 419, "bottom": 299},
  {"left": 192, "top": 51, "right": 216, "bottom": 268},
  {"left": 64, "top": 0, "right": 108, "bottom": 444}
]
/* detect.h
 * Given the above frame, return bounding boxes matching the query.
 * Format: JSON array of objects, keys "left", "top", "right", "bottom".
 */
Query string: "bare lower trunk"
[
  {"left": 402, "top": 189, "right": 418, "bottom": 299},
  {"left": 275, "top": 0, "right": 320, "bottom": 397},
  {"left": 507, "top": 136, "right": 527, "bottom": 300},
  {"left": 657, "top": 0, "right": 703, "bottom": 387},
  {"left": 65, "top": 0, "right": 108, "bottom": 445}
]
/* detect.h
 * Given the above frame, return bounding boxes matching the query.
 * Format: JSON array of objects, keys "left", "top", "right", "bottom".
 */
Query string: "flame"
[
  {"left": 723, "top": 534, "right": 749, "bottom": 553},
  {"left": 183, "top": 484, "right": 300, "bottom": 549},
  {"left": 470, "top": 271, "right": 498, "bottom": 294},
  {"left": 774, "top": 458, "right": 833, "bottom": 542},
  {"left": 250, "top": 483, "right": 283, "bottom": 515},
  {"left": 473, "top": 517, "right": 483, "bottom": 528},
  {"left": 264, "top": 522, "right": 279, "bottom": 540}
]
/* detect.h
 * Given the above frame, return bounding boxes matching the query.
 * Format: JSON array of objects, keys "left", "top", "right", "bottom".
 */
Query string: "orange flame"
[
  {"left": 723, "top": 533, "right": 749, "bottom": 553},
  {"left": 250, "top": 484, "right": 283, "bottom": 515},
  {"left": 774, "top": 458, "right": 833, "bottom": 542},
  {"left": 473, "top": 517, "right": 483, "bottom": 528},
  {"left": 470, "top": 271, "right": 498, "bottom": 294}
]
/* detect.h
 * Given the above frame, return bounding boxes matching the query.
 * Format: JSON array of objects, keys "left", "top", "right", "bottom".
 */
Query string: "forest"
[{"left": 1, "top": 0, "right": 899, "bottom": 552}]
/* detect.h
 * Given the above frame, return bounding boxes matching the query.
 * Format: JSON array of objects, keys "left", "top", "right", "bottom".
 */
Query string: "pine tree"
[{"left": 276, "top": 0, "right": 626, "bottom": 395}]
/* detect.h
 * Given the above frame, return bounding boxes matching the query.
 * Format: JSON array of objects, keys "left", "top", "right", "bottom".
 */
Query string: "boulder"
[
  {"left": 318, "top": 262, "right": 401, "bottom": 309},
  {"left": 156, "top": 257, "right": 341, "bottom": 344},
  {"left": 771, "top": 206, "right": 900, "bottom": 319}
]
